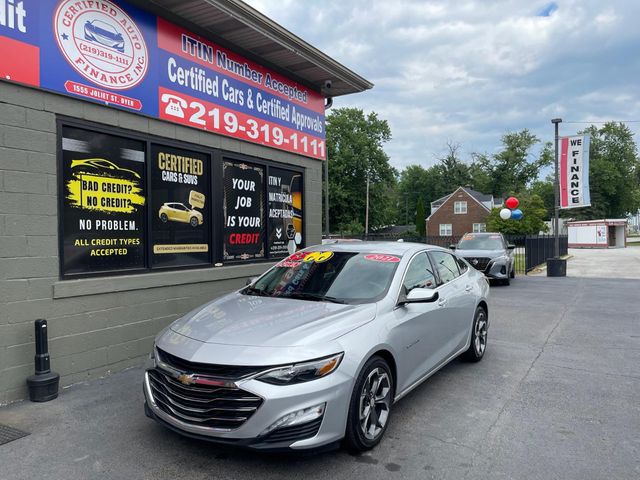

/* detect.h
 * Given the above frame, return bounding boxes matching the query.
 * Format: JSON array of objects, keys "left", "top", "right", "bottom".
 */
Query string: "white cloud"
[{"left": 246, "top": 0, "right": 640, "bottom": 169}]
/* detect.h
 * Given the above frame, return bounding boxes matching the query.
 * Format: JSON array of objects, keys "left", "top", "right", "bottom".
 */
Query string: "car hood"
[
  {"left": 168, "top": 292, "right": 376, "bottom": 347},
  {"left": 456, "top": 249, "right": 507, "bottom": 259}
]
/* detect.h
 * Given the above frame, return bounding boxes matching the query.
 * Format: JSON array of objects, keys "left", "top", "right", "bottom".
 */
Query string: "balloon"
[
  {"left": 511, "top": 209, "right": 523, "bottom": 220},
  {"left": 505, "top": 196, "right": 519, "bottom": 209},
  {"left": 499, "top": 208, "right": 512, "bottom": 220}
]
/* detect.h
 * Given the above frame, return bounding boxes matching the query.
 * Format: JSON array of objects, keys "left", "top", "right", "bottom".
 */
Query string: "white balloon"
[{"left": 499, "top": 208, "right": 512, "bottom": 220}]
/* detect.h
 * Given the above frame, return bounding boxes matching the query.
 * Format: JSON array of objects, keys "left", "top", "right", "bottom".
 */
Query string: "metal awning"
[{"left": 130, "top": 0, "right": 373, "bottom": 98}]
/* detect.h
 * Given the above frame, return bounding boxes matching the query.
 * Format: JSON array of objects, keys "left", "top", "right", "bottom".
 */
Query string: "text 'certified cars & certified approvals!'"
[{"left": 143, "top": 242, "right": 490, "bottom": 451}]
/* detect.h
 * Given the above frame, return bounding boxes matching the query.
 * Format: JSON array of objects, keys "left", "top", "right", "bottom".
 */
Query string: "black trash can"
[{"left": 546, "top": 258, "right": 567, "bottom": 277}]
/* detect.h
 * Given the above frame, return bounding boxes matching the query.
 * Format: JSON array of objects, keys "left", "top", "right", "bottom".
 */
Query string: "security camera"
[{"left": 324, "top": 80, "right": 332, "bottom": 89}]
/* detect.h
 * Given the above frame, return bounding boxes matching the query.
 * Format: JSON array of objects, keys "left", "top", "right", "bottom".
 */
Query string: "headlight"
[
  {"left": 490, "top": 255, "right": 509, "bottom": 264},
  {"left": 256, "top": 353, "right": 344, "bottom": 385}
]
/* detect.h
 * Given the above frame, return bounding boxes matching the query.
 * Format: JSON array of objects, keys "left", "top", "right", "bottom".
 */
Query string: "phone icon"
[{"left": 161, "top": 94, "right": 187, "bottom": 119}]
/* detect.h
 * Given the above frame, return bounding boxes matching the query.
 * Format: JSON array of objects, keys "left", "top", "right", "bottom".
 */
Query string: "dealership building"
[{"left": 0, "top": 0, "right": 372, "bottom": 403}]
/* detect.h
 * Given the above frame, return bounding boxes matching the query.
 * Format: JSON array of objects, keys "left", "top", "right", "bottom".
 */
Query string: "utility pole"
[
  {"left": 324, "top": 155, "right": 329, "bottom": 237},
  {"left": 365, "top": 173, "right": 370, "bottom": 236}
]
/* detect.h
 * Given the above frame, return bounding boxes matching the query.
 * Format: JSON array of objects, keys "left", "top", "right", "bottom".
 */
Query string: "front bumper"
[
  {"left": 143, "top": 367, "right": 353, "bottom": 451},
  {"left": 484, "top": 260, "right": 510, "bottom": 279}
]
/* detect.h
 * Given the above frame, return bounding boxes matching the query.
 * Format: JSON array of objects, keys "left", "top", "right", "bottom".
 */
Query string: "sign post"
[{"left": 547, "top": 118, "right": 566, "bottom": 277}]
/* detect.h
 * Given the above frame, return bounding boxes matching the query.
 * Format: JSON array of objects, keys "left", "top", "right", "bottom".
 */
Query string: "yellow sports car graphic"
[
  {"left": 70, "top": 158, "right": 141, "bottom": 179},
  {"left": 159, "top": 202, "right": 203, "bottom": 227}
]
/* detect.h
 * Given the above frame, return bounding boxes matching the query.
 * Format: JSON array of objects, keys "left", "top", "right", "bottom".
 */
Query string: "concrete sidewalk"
[
  {"left": 1, "top": 275, "right": 639, "bottom": 480},
  {"left": 566, "top": 247, "right": 640, "bottom": 279}
]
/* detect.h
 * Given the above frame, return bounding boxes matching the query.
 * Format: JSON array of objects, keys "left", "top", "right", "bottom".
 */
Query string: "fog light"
[{"left": 260, "top": 403, "right": 325, "bottom": 437}]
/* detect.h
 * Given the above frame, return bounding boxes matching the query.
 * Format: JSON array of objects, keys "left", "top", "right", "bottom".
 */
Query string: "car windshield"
[
  {"left": 245, "top": 251, "right": 401, "bottom": 304},
  {"left": 457, "top": 234, "right": 504, "bottom": 250}
]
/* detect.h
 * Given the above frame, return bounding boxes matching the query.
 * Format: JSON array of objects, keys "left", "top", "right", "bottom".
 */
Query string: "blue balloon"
[{"left": 511, "top": 208, "right": 523, "bottom": 220}]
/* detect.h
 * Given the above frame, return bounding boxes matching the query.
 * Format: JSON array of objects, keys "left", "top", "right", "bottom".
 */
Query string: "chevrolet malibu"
[{"left": 143, "top": 242, "right": 490, "bottom": 452}]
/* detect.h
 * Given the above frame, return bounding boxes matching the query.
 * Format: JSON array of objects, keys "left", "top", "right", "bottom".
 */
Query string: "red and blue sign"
[{"left": 0, "top": 0, "right": 326, "bottom": 160}]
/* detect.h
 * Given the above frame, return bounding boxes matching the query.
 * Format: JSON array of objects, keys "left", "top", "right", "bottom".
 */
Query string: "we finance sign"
[
  {"left": 560, "top": 135, "right": 591, "bottom": 209},
  {"left": 0, "top": 0, "right": 326, "bottom": 160}
]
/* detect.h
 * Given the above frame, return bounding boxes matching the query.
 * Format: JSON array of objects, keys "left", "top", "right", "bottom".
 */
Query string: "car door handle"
[
  {"left": 437, "top": 298, "right": 447, "bottom": 307},
  {"left": 465, "top": 285, "right": 473, "bottom": 292}
]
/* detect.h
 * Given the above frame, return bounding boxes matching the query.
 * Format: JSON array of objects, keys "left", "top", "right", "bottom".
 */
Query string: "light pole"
[
  {"left": 547, "top": 117, "right": 566, "bottom": 277},
  {"left": 365, "top": 173, "right": 370, "bottom": 236},
  {"left": 552, "top": 118, "right": 561, "bottom": 257}
]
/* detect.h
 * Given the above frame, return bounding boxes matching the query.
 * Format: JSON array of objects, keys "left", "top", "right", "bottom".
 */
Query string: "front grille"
[
  {"left": 147, "top": 369, "right": 263, "bottom": 430},
  {"left": 157, "top": 348, "right": 266, "bottom": 379},
  {"left": 261, "top": 417, "right": 323, "bottom": 444},
  {"left": 464, "top": 257, "right": 491, "bottom": 271}
]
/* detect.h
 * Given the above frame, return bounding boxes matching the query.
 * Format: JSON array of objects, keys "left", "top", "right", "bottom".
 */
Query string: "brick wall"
[
  {"left": 0, "top": 81, "right": 323, "bottom": 404},
  {"left": 427, "top": 188, "right": 490, "bottom": 237}
]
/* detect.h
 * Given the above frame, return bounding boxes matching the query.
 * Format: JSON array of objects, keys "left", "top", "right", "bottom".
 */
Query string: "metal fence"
[{"left": 324, "top": 233, "right": 568, "bottom": 275}]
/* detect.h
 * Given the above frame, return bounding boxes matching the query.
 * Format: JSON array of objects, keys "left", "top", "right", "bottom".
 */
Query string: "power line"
[{"left": 563, "top": 120, "right": 640, "bottom": 124}]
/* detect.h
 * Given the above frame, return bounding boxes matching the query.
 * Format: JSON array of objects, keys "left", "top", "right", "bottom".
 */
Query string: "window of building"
[
  {"left": 473, "top": 223, "right": 486, "bottom": 233},
  {"left": 454, "top": 201, "right": 467, "bottom": 214},
  {"left": 58, "top": 122, "right": 305, "bottom": 278},
  {"left": 439, "top": 224, "right": 452, "bottom": 236}
]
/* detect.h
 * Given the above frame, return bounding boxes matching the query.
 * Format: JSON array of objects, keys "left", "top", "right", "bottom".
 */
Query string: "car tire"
[
  {"left": 503, "top": 276, "right": 511, "bottom": 286},
  {"left": 510, "top": 266, "right": 515, "bottom": 279},
  {"left": 190, "top": 217, "right": 198, "bottom": 227},
  {"left": 344, "top": 356, "right": 394, "bottom": 452},
  {"left": 160, "top": 213, "right": 168, "bottom": 223},
  {"left": 461, "top": 306, "right": 488, "bottom": 362}
]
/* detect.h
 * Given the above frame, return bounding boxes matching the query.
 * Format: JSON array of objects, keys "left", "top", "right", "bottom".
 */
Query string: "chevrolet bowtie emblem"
[{"left": 177, "top": 373, "right": 196, "bottom": 385}]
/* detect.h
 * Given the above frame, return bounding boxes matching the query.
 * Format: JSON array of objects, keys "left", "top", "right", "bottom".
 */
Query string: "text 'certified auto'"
[{"left": 143, "top": 242, "right": 490, "bottom": 451}]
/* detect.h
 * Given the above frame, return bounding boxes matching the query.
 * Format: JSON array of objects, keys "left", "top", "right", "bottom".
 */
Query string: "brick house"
[{"left": 427, "top": 187, "right": 502, "bottom": 237}]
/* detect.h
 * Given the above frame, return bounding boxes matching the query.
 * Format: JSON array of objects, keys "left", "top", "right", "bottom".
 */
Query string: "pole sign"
[
  {"left": 0, "top": 0, "right": 326, "bottom": 160},
  {"left": 560, "top": 135, "right": 591, "bottom": 209}
]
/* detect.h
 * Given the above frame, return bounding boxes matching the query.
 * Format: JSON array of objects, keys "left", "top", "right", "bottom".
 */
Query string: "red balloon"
[{"left": 505, "top": 196, "right": 519, "bottom": 209}]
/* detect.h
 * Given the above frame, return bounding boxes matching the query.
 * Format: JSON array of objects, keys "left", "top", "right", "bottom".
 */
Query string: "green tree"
[
  {"left": 486, "top": 194, "right": 549, "bottom": 234},
  {"left": 415, "top": 199, "right": 426, "bottom": 237},
  {"left": 398, "top": 165, "right": 442, "bottom": 224},
  {"left": 325, "top": 108, "right": 397, "bottom": 232},
  {"left": 567, "top": 122, "right": 640, "bottom": 219},
  {"left": 472, "top": 131, "right": 553, "bottom": 197},
  {"left": 529, "top": 176, "right": 555, "bottom": 219}
]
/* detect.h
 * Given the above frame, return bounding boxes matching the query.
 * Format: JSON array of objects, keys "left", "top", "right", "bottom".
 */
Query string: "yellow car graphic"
[
  {"left": 70, "top": 158, "right": 141, "bottom": 179},
  {"left": 159, "top": 202, "right": 203, "bottom": 227}
]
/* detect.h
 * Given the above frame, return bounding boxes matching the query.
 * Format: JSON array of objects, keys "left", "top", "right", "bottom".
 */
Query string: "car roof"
[{"left": 307, "top": 241, "right": 448, "bottom": 256}]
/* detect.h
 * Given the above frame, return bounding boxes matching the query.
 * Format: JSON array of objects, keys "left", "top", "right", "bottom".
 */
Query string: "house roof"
[
  {"left": 129, "top": 0, "right": 373, "bottom": 97},
  {"left": 431, "top": 187, "right": 492, "bottom": 206}
]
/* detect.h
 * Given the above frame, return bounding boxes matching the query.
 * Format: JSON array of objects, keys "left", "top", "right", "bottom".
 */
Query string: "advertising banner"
[
  {"left": 61, "top": 126, "right": 146, "bottom": 275},
  {"left": 223, "top": 160, "right": 265, "bottom": 260},
  {"left": 0, "top": 0, "right": 325, "bottom": 160},
  {"left": 560, "top": 135, "right": 591, "bottom": 209},
  {"left": 151, "top": 144, "right": 210, "bottom": 267},
  {"left": 268, "top": 168, "right": 303, "bottom": 257}
]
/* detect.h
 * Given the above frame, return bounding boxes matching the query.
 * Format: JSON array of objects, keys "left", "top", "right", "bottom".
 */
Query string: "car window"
[
  {"left": 402, "top": 252, "right": 437, "bottom": 293},
  {"left": 429, "top": 251, "right": 461, "bottom": 284},
  {"left": 250, "top": 251, "right": 401, "bottom": 304},
  {"left": 455, "top": 256, "right": 468, "bottom": 274}
]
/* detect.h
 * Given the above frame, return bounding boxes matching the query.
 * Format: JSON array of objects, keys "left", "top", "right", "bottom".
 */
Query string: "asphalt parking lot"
[{"left": 1, "top": 273, "right": 639, "bottom": 480}]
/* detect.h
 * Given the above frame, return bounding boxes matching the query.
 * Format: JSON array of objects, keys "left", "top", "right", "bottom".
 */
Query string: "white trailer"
[{"left": 567, "top": 219, "right": 627, "bottom": 248}]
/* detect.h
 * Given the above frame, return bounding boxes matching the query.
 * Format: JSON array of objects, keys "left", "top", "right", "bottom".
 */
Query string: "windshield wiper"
[
  {"left": 285, "top": 292, "right": 347, "bottom": 304},
  {"left": 243, "top": 285, "right": 271, "bottom": 297}
]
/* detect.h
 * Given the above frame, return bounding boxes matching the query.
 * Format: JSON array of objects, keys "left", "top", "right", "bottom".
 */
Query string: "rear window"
[{"left": 247, "top": 251, "right": 401, "bottom": 304}]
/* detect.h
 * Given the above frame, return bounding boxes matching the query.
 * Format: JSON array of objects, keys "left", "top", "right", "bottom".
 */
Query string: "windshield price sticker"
[
  {"left": 462, "top": 234, "right": 474, "bottom": 240},
  {"left": 277, "top": 260, "right": 301, "bottom": 268},
  {"left": 364, "top": 254, "right": 401, "bottom": 263}
]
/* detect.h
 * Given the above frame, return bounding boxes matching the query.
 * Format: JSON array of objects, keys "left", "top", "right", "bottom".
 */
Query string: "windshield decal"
[{"left": 364, "top": 254, "right": 401, "bottom": 263}]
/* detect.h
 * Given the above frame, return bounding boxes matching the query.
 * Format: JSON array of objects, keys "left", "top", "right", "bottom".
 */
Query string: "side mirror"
[
  {"left": 399, "top": 288, "right": 439, "bottom": 305},
  {"left": 245, "top": 277, "right": 257, "bottom": 286},
  {"left": 449, "top": 244, "right": 456, "bottom": 250},
  {"left": 507, "top": 244, "right": 516, "bottom": 250}
]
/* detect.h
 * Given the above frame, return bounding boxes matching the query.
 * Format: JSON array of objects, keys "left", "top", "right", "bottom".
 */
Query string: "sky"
[{"left": 245, "top": 0, "right": 640, "bottom": 171}]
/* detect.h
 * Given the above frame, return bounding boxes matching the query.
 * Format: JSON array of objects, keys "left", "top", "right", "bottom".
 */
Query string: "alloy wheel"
[
  {"left": 359, "top": 368, "right": 391, "bottom": 440},
  {"left": 474, "top": 311, "right": 488, "bottom": 356}
]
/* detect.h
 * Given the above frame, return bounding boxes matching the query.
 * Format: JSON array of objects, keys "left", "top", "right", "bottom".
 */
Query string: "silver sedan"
[{"left": 143, "top": 242, "right": 490, "bottom": 452}]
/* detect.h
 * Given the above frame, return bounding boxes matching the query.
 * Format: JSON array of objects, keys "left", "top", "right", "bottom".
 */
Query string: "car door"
[
  {"left": 428, "top": 250, "right": 474, "bottom": 359},
  {"left": 389, "top": 251, "right": 442, "bottom": 392}
]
